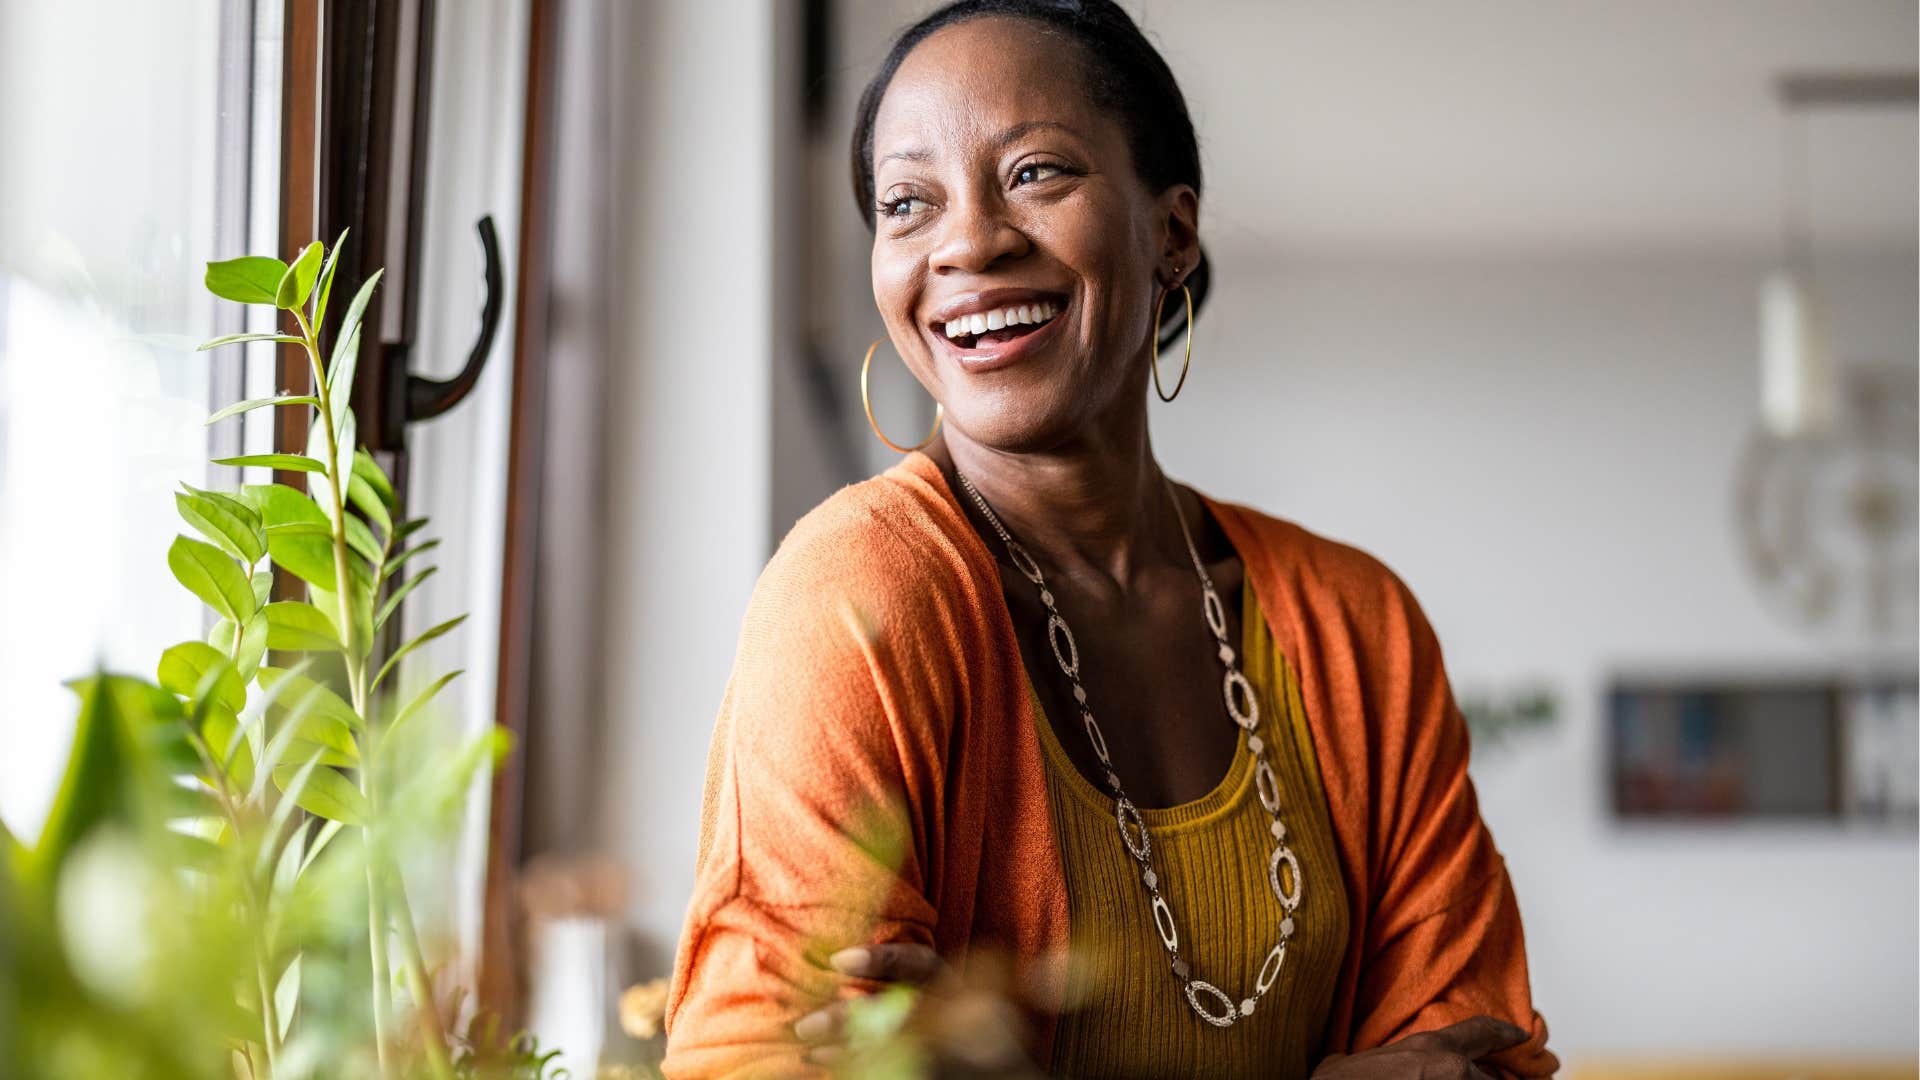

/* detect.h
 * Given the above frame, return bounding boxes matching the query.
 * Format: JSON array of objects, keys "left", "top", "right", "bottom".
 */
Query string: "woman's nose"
[{"left": 928, "top": 191, "right": 1029, "bottom": 274}]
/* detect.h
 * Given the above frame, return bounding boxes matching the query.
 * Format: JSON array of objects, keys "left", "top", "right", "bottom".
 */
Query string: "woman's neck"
[{"left": 930, "top": 411, "right": 1188, "bottom": 594}]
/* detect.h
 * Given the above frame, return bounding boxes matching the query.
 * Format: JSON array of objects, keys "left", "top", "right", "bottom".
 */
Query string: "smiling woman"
[{"left": 662, "top": 3, "right": 1555, "bottom": 1078}]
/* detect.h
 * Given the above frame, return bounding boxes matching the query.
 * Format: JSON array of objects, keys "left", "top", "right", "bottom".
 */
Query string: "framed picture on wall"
[{"left": 1608, "top": 671, "right": 1918, "bottom": 825}]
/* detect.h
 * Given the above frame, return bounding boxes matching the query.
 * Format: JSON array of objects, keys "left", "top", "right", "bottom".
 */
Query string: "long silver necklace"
[{"left": 953, "top": 468, "right": 1302, "bottom": 1029}]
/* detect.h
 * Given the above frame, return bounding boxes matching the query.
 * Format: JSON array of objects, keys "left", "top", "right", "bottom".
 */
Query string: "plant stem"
[
  {"left": 368, "top": 862, "right": 394, "bottom": 1079},
  {"left": 295, "top": 306, "right": 398, "bottom": 1078},
  {"left": 290, "top": 309, "right": 366, "bottom": 704},
  {"left": 255, "top": 954, "right": 283, "bottom": 1077},
  {"left": 386, "top": 861, "right": 455, "bottom": 1080}
]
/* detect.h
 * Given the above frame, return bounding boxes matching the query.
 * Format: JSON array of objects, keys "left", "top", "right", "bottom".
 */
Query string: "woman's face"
[{"left": 868, "top": 16, "right": 1199, "bottom": 454}]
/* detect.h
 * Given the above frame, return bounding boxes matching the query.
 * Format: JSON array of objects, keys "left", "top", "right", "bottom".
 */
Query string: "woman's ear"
[{"left": 1156, "top": 184, "right": 1201, "bottom": 286}]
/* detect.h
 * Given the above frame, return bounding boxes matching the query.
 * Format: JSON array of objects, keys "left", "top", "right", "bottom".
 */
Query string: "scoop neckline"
[{"left": 1027, "top": 574, "right": 1268, "bottom": 835}]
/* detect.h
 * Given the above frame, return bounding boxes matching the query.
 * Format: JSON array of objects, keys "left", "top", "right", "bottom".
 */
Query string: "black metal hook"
[{"left": 406, "top": 214, "right": 502, "bottom": 423}]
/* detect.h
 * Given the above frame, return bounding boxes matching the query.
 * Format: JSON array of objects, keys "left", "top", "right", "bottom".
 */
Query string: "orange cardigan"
[{"left": 663, "top": 452, "right": 1556, "bottom": 1078}]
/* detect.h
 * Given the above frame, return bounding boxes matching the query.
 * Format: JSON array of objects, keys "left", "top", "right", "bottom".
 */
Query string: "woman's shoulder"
[
  {"left": 1208, "top": 496, "right": 1419, "bottom": 611},
  {"left": 1206, "top": 495, "right": 1449, "bottom": 684},
  {"left": 750, "top": 456, "right": 987, "bottom": 633}
]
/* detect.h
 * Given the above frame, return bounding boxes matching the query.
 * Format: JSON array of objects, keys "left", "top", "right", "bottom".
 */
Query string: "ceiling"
[
  {"left": 1145, "top": 0, "right": 1917, "bottom": 257},
  {"left": 838, "top": 0, "right": 1918, "bottom": 259}
]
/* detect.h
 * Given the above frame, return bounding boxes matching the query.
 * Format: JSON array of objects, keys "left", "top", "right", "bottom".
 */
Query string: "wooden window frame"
[{"left": 274, "top": 0, "right": 560, "bottom": 1025}]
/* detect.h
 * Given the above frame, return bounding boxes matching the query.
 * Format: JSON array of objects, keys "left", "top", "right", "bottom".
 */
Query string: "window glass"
[{"left": 0, "top": 1, "right": 281, "bottom": 840}]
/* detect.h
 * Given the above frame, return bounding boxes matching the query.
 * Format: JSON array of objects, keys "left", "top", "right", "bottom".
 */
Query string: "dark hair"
[{"left": 849, "top": 0, "right": 1210, "bottom": 348}]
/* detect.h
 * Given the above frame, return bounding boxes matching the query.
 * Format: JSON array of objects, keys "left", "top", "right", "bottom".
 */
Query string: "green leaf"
[
  {"left": 275, "top": 273, "right": 299, "bottom": 309},
  {"left": 344, "top": 511, "right": 380, "bottom": 565},
  {"left": 388, "top": 669, "right": 462, "bottom": 737},
  {"left": 175, "top": 489, "right": 265, "bottom": 565},
  {"left": 205, "top": 255, "right": 290, "bottom": 306},
  {"left": 262, "top": 601, "right": 341, "bottom": 652},
  {"left": 299, "top": 819, "right": 345, "bottom": 876},
  {"left": 310, "top": 585, "right": 373, "bottom": 664},
  {"left": 391, "top": 518, "right": 429, "bottom": 546},
  {"left": 349, "top": 457, "right": 392, "bottom": 535},
  {"left": 274, "top": 953, "right": 299, "bottom": 1037},
  {"left": 300, "top": 415, "right": 355, "bottom": 517},
  {"left": 272, "top": 764, "right": 369, "bottom": 825},
  {"left": 160, "top": 829, "right": 226, "bottom": 874},
  {"left": 63, "top": 672, "right": 185, "bottom": 726},
  {"left": 256, "top": 667, "right": 363, "bottom": 737},
  {"left": 188, "top": 486, "right": 269, "bottom": 560},
  {"left": 261, "top": 755, "right": 324, "bottom": 869},
  {"left": 266, "top": 535, "right": 373, "bottom": 594},
  {"left": 313, "top": 228, "right": 349, "bottom": 326},
  {"left": 352, "top": 450, "right": 397, "bottom": 511},
  {"left": 381, "top": 538, "right": 440, "bottom": 583},
  {"left": 208, "top": 617, "right": 235, "bottom": 653},
  {"left": 290, "top": 242, "right": 324, "bottom": 307},
  {"left": 157, "top": 641, "right": 246, "bottom": 713},
  {"left": 236, "top": 659, "right": 316, "bottom": 792},
  {"left": 250, "top": 485, "right": 351, "bottom": 589},
  {"left": 205, "top": 394, "right": 318, "bottom": 425},
  {"left": 373, "top": 614, "right": 466, "bottom": 692},
  {"left": 328, "top": 269, "right": 382, "bottom": 397},
  {"left": 197, "top": 332, "right": 305, "bottom": 352},
  {"left": 251, "top": 568, "right": 274, "bottom": 610},
  {"left": 333, "top": 407, "right": 357, "bottom": 483},
  {"left": 235, "top": 615, "right": 269, "bottom": 682},
  {"left": 328, "top": 324, "right": 363, "bottom": 420},
  {"left": 200, "top": 703, "right": 255, "bottom": 790},
  {"left": 34, "top": 677, "right": 151, "bottom": 884},
  {"left": 167, "top": 535, "right": 256, "bottom": 624},
  {"left": 374, "top": 566, "right": 435, "bottom": 631},
  {"left": 273, "top": 825, "right": 308, "bottom": 900},
  {"left": 246, "top": 483, "right": 326, "bottom": 528},
  {"left": 213, "top": 453, "right": 326, "bottom": 473},
  {"left": 348, "top": 475, "right": 391, "bottom": 536}
]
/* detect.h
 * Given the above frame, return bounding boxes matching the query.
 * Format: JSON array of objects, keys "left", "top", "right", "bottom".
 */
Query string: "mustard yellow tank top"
[{"left": 1030, "top": 576, "right": 1349, "bottom": 1079}]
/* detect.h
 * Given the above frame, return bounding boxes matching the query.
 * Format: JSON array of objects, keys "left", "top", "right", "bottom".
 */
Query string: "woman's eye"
[
  {"left": 1014, "top": 162, "right": 1065, "bottom": 186},
  {"left": 880, "top": 196, "right": 930, "bottom": 218}
]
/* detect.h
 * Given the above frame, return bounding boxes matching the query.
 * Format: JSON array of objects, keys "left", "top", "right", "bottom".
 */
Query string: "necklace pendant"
[
  {"left": 1047, "top": 613, "right": 1079, "bottom": 679},
  {"left": 1224, "top": 668, "right": 1260, "bottom": 730},
  {"left": 1202, "top": 585, "right": 1228, "bottom": 641},
  {"left": 1184, "top": 980, "right": 1239, "bottom": 1028}
]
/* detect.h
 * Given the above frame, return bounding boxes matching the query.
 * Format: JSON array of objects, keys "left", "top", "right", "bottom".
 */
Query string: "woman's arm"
[
  {"left": 662, "top": 529, "right": 956, "bottom": 1079},
  {"left": 1340, "top": 570, "right": 1557, "bottom": 1078}
]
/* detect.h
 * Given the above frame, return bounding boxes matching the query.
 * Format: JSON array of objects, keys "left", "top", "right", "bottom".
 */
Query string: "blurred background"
[{"left": 1, "top": 1, "right": 1914, "bottom": 1076}]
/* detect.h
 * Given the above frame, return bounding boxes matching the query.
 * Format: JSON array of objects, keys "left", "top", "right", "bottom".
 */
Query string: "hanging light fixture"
[
  {"left": 1736, "top": 72, "right": 1918, "bottom": 640},
  {"left": 1759, "top": 80, "right": 1837, "bottom": 439}
]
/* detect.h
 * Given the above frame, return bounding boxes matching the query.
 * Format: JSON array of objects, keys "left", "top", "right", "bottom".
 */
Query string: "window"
[{"left": 0, "top": 1, "right": 283, "bottom": 839}]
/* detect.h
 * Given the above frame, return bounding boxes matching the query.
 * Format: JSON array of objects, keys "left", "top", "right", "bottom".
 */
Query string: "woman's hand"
[
  {"left": 1312, "top": 1017, "right": 1530, "bottom": 1080},
  {"left": 795, "top": 943, "right": 946, "bottom": 1065},
  {"left": 794, "top": 943, "right": 1036, "bottom": 1075}
]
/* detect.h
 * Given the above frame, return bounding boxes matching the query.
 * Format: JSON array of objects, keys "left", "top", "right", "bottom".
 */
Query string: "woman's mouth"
[{"left": 938, "top": 300, "right": 1061, "bottom": 350}]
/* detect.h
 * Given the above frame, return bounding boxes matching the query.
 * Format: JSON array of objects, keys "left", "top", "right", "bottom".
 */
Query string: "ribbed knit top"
[{"left": 1032, "top": 575, "right": 1350, "bottom": 1079}]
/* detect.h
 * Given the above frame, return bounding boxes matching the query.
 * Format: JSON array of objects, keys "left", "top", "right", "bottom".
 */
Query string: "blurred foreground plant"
[{"left": 0, "top": 235, "right": 525, "bottom": 1079}]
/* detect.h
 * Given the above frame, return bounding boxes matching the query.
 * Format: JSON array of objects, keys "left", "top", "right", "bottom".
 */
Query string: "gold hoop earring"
[
  {"left": 862, "top": 337, "right": 944, "bottom": 453},
  {"left": 1152, "top": 281, "right": 1194, "bottom": 402}
]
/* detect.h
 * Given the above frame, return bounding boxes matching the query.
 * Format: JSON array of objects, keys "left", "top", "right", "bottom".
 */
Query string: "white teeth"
[{"left": 942, "top": 301, "right": 1060, "bottom": 341}]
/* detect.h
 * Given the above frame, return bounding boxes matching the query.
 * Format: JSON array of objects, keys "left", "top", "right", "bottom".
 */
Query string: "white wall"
[
  {"left": 1152, "top": 249, "right": 1918, "bottom": 1061},
  {"left": 596, "top": 0, "right": 776, "bottom": 973}
]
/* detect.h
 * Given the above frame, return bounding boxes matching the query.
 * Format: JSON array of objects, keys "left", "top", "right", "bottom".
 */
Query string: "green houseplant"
[{"left": 0, "top": 234, "right": 550, "bottom": 1079}]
